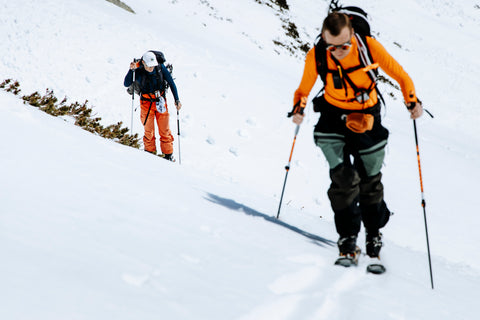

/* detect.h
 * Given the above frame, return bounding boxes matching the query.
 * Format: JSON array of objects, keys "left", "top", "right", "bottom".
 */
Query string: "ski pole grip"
[{"left": 287, "top": 98, "right": 306, "bottom": 118}]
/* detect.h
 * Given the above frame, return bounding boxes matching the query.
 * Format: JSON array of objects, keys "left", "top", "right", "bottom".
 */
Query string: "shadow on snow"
[{"left": 204, "top": 193, "right": 335, "bottom": 248}]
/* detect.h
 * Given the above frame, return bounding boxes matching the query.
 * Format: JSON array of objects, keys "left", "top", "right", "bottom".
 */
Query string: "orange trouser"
[{"left": 140, "top": 99, "right": 174, "bottom": 155}]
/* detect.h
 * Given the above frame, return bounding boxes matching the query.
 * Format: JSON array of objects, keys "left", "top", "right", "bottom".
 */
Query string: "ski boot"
[
  {"left": 160, "top": 153, "right": 176, "bottom": 162},
  {"left": 365, "top": 231, "right": 386, "bottom": 274},
  {"left": 335, "top": 235, "right": 361, "bottom": 267}
]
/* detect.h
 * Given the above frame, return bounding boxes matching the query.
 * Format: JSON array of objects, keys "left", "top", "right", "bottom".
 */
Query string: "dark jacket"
[{"left": 124, "top": 64, "right": 179, "bottom": 102}]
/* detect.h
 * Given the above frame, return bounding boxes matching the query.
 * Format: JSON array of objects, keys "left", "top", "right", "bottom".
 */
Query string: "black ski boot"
[
  {"left": 365, "top": 231, "right": 386, "bottom": 274},
  {"left": 161, "top": 153, "right": 176, "bottom": 162},
  {"left": 366, "top": 231, "right": 382, "bottom": 258},
  {"left": 335, "top": 235, "right": 360, "bottom": 267}
]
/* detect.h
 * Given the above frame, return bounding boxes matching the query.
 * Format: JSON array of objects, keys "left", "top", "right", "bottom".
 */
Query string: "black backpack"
[
  {"left": 313, "top": 2, "right": 384, "bottom": 107},
  {"left": 148, "top": 50, "right": 166, "bottom": 65},
  {"left": 127, "top": 50, "right": 173, "bottom": 96}
]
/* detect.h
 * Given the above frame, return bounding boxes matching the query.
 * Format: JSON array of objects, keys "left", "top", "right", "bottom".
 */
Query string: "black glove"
[
  {"left": 406, "top": 98, "right": 422, "bottom": 110},
  {"left": 287, "top": 98, "right": 306, "bottom": 118}
]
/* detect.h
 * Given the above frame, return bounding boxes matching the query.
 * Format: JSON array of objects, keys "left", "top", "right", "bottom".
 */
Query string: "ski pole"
[
  {"left": 412, "top": 119, "right": 434, "bottom": 289},
  {"left": 130, "top": 64, "right": 136, "bottom": 136},
  {"left": 277, "top": 124, "right": 300, "bottom": 219},
  {"left": 176, "top": 109, "right": 181, "bottom": 164},
  {"left": 277, "top": 100, "right": 305, "bottom": 219}
]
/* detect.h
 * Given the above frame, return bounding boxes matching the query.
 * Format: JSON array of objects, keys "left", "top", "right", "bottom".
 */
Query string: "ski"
[
  {"left": 334, "top": 247, "right": 361, "bottom": 267},
  {"left": 366, "top": 257, "right": 386, "bottom": 274},
  {"left": 334, "top": 250, "right": 387, "bottom": 274}
]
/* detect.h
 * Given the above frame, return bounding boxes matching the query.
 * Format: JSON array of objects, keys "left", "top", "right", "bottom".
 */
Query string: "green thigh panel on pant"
[
  {"left": 314, "top": 132, "right": 345, "bottom": 169},
  {"left": 359, "top": 140, "right": 388, "bottom": 177}
]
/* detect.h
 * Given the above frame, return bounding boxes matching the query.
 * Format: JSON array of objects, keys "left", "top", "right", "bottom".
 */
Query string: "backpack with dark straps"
[
  {"left": 313, "top": 1, "right": 384, "bottom": 110},
  {"left": 145, "top": 50, "right": 173, "bottom": 94},
  {"left": 127, "top": 50, "right": 173, "bottom": 96},
  {"left": 149, "top": 50, "right": 166, "bottom": 64}
]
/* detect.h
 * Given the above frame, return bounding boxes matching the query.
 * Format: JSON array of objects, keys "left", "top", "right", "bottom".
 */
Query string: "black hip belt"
[
  {"left": 140, "top": 96, "right": 160, "bottom": 102},
  {"left": 313, "top": 95, "right": 381, "bottom": 116},
  {"left": 140, "top": 91, "right": 165, "bottom": 102}
]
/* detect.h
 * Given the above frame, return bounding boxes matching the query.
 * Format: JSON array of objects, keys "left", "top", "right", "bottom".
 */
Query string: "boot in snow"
[{"left": 335, "top": 235, "right": 360, "bottom": 267}]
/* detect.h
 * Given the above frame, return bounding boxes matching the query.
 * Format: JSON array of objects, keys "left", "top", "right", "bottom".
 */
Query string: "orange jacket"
[{"left": 294, "top": 36, "right": 417, "bottom": 110}]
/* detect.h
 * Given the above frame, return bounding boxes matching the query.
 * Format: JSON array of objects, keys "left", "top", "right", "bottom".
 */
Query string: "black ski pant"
[{"left": 313, "top": 101, "right": 391, "bottom": 238}]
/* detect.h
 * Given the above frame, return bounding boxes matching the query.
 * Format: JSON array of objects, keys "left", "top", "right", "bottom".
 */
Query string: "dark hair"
[{"left": 322, "top": 12, "right": 352, "bottom": 36}]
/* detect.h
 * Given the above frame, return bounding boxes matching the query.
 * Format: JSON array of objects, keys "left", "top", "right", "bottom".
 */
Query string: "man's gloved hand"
[
  {"left": 130, "top": 59, "right": 140, "bottom": 70},
  {"left": 288, "top": 97, "right": 306, "bottom": 125},
  {"left": 406, "top": 99, "right": 423, "bottom": 120},
  {"left": 175, "top": 100, "right": 182, "bottom": 110}
]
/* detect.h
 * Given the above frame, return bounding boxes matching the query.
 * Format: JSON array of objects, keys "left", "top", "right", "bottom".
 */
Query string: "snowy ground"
[{"left": 1, "top": 0, "right": 479, "bottom": 319}]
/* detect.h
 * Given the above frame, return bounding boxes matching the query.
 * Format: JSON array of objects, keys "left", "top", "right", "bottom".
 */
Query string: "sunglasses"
[{"left": 326, "top": 40, "right": 352, "bottom": 52}]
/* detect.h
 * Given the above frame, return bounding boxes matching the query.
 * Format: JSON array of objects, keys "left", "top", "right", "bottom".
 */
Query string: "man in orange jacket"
[{"left": 292, "top": 12, "right": 423, "bottom": 264}]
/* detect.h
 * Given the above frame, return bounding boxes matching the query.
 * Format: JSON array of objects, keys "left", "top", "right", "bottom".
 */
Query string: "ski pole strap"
[
  {"left": 287, "top": 97, "right": 306, "bottom": 118},
  {"left": 424, "top": 108, "right": 434, "bottom": 118}
]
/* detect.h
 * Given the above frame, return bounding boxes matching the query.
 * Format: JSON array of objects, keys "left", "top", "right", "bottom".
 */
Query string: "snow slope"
[{"left": 1, "top": 0, "right": 480, "bottom": 319}]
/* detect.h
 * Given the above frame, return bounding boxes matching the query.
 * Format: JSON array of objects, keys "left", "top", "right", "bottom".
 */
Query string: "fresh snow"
[{"left": 1, "top": 0, "right": 479, "bottom": 319}]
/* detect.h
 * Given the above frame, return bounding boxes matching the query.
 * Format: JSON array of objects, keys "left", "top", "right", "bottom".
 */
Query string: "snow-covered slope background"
[{"left": 1, "top": 0, "right": 479, "bottom": 319}]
